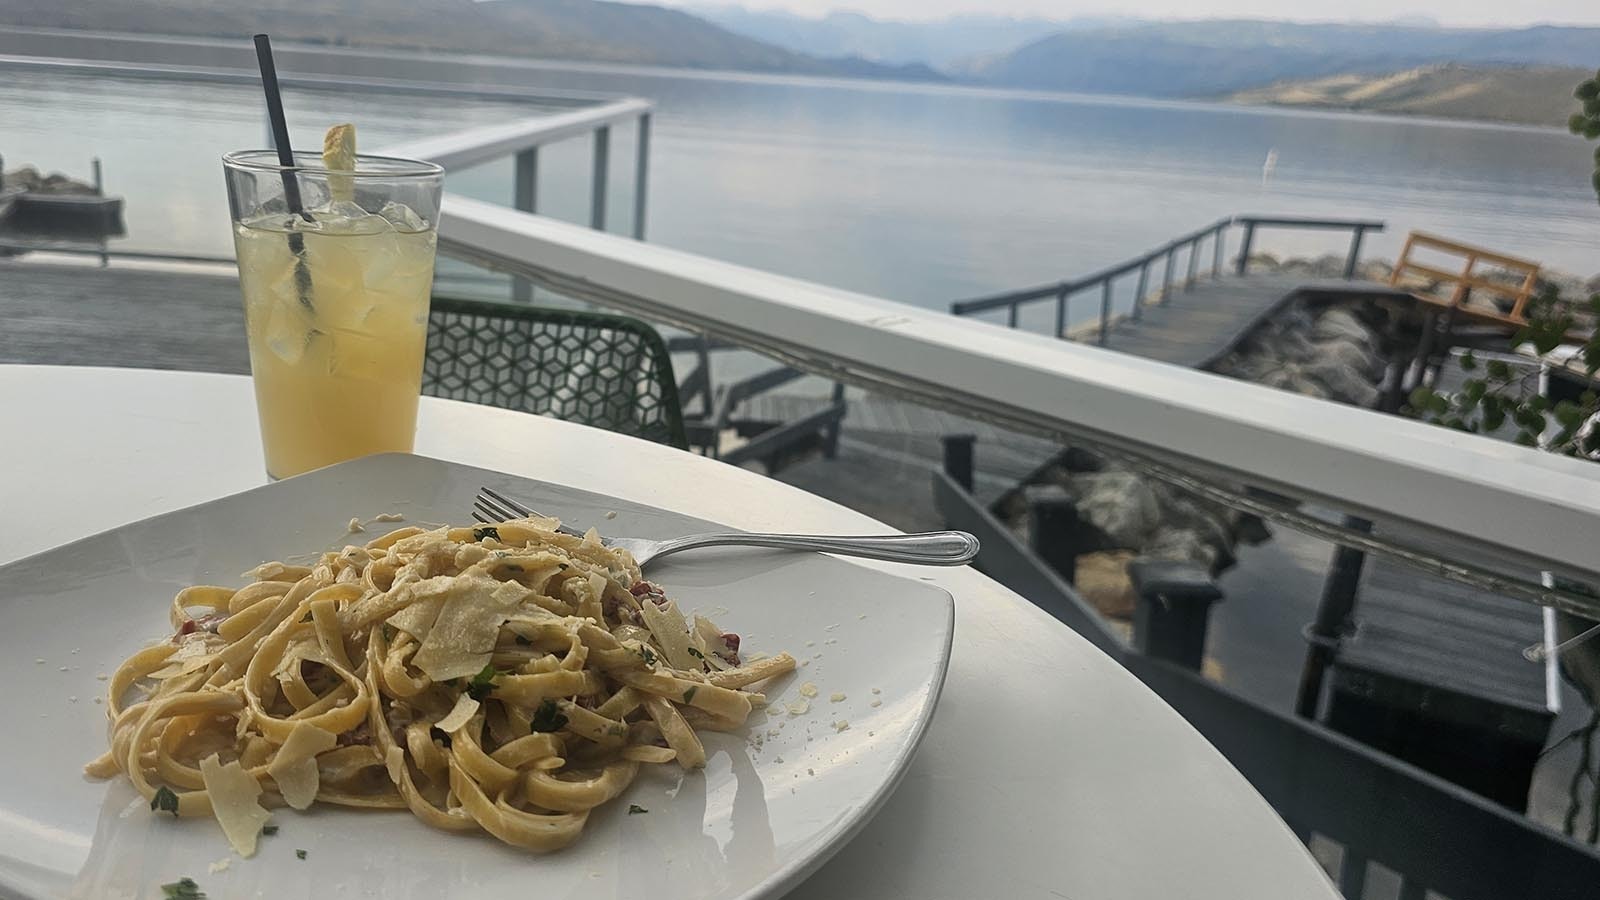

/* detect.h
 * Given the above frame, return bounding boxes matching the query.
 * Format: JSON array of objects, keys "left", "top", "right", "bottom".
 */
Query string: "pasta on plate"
[{"left": 86, "top": 518, "right": 795, "bottom": 854}]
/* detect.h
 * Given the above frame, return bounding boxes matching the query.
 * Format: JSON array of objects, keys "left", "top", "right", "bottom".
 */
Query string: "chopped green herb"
[
  {"left": 681, "top": 687, "right": 698, "bottom": 704},
  {"left": 637, "top": 646, "right": 657, "bottom": 666},
  {"left": 628, "top": 804, "right": 648, "bottom": 815},
  {"left": 380, "top": 624, "right": 396, "bottom": 642},
  {"left": 295, "top": 849, "right": 308, "bottom": 860},
  {"left": 261, "top": 824, "right": 279, "bottom": 836},
  {"left": 472, "top": 526, "right": 500, "bottom": 542},
  {"left": 514, "top": 634, "right": 532, "bottom": 646},
  {"left": 465, "top": 663, "right": 501, "bottom": 701},
  {"left": 530, "top": 699, "right": 569, "bottom": 733},
  {"left": 161, "top": 877, "right": 205, "bottom": 899},
  {"left": 686, "top": 647, "right": 705, "bottom": 660},
  {"left": 151, "top": 785, "right": 180, "bottom": 817},
  {"left": 503, "top": 563, "right": 524, "bottom": 574},
  {"left": 607, "top": 723, "right": 627, "bottom": 737}
]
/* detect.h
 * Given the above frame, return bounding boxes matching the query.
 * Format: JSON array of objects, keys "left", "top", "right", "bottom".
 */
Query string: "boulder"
[
  {"left": 1064, "top": 469, "right": 1163, "bottom": 549},
  {"left": 1143, "top": 527, "right": 1220, "bottom": 570},
  {"left": 1256, "top": 363, "right": 1331, "bottom": 399},
  {"left": 1302, "top": 357, "right": 1380, "bottom": 407},
  {"left": 1312, "top": 338, "right": 1384, "bottom": 381},
  {"left": 1311, "top": 307, "right": 1375, "bottom": 345},
  {"left": 1356, "top": 260, "right": 1395, "bottom": 282}
]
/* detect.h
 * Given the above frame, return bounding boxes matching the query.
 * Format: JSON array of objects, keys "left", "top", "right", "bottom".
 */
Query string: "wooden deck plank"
[
  {"left": 1335, "top": 555, "right": 1550, "bottom": 713},
  {"left": 0, "top": 260, "right": 247, "bottom": 373}
]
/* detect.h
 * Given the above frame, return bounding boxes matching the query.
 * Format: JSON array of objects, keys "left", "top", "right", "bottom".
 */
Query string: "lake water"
[{"left": 3, "top": 57, "right": 1597, "bottom": 314}]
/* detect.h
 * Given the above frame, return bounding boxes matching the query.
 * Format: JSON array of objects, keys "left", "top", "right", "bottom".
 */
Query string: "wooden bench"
[{"left": 1389, "top": 231, "right": 1542, "bottom": 328}]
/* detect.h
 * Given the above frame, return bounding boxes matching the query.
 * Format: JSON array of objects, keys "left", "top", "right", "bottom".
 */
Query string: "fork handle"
[{"left": 648, "top": 530, "right": 980, "bottom": 566}]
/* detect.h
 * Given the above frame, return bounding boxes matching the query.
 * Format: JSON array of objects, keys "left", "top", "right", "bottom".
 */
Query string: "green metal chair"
[{"left": 423, "top": 295, "right": 688, "bottom": 449}]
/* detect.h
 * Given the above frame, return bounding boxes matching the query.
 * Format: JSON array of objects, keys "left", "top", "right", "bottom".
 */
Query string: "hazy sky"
[{"left": 671, "top": 1, "right": 1600, "bottom": 27}]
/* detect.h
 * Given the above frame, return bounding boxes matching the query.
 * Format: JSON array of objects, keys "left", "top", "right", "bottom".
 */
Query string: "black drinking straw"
[{"left": 252, "top": 33, "right": 314, "bottom": 311}]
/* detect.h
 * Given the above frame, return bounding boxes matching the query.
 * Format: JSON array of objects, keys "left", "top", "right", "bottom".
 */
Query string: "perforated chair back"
[{"left": 423, "top": 296, "right": 687, "bottom": 449}]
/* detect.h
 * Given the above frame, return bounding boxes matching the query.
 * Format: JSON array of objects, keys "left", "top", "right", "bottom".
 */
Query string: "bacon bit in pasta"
[
  {"left": 336, "top": 721, "right": 372, "bottom": 747},
  {"left": 629, "top": 581, "right": 658, "bottom": 597}
]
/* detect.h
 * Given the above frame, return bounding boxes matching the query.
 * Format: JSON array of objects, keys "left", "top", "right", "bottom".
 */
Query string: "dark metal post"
[
  {"left": 1025, "top": 484, "right": 1090, "bottom": 585},
  {"left": 1132, "top": 260, "right": 1150, "bottom": 320},
  {"left": 512, "top": 148, "right": 539, "bottom": 302},
  {"left": 93, "top": 157, "right": 108, "bottom": 268},
  {"left": 1236, "top": 221, "right": 1256, "bottom": 275},
  {"left": 823, "top": 381, "right": 846, "bottom": 459},
  {"left": 941, "top": 434, "right": 976, "bottom": 493},
  {"left": 1295, "top": 516, "right": 1373, "bottom": 718},
  {"left": 590, "top": 126, "right": 610, "bottom": 231},
  {"left": 1212, "top": 225, "right": 1225, "bottom": 279},
  {"left": 1098, "top": 280, "right": 1113, "bottom": 345},
  {"left": 633, "top": 113, "right": 650, "bottom": 240},
  {"left": 1053, "top": 286, "right": 1067, "bottom": 338},
  {"left": 1184, "top": 237, "right": 1200, "bottom": 288},
  {"left": 1006, "top": 304, "right": 1018, "bottom": 329},
  {"left": 1344, "top": 226, "right": 1366, "bottom": 280},
  {"left": 1130, "top": 560, "right": 1224, "bottom": 672},
  {"left": 1161, "top": 248, "right": 1177, "bottom": 300}
]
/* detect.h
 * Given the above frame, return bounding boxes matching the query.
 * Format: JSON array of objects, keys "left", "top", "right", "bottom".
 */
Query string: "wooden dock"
[{"left": 1095, "top": 275, "right": 1402, "bottom": 367}]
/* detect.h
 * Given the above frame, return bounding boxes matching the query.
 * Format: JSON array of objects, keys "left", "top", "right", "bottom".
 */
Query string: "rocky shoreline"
[{"left": 999, "top": 253, "right": 1597, "bottom": 619}]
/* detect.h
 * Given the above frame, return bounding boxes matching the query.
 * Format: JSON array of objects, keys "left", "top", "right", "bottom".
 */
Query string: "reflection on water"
[{"left": 3, "top": 64, "right": 1597, "bottom": 311}]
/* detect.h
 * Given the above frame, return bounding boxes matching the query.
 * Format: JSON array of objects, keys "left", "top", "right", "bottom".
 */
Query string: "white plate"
[{"left": 0, "top": 454, "right": 953, "bottom": 900}]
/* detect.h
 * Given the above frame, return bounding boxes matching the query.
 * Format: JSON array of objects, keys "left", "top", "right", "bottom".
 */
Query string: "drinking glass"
[{"left": 223, "top": 150, "right": 444, "bottom": 479}]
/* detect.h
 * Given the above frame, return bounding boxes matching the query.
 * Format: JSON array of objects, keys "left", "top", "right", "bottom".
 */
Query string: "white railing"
[{"left": 426, "top": 195, "right": 1600, "bottom": 603}]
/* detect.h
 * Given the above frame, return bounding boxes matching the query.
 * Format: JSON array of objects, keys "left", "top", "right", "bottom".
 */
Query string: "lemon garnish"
[{"left": 323, "top": 123, "right": 357, "bottom": 202}]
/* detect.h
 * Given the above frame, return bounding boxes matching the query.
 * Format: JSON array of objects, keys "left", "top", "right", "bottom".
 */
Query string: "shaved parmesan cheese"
[
  {"left": 411, "top": 577, "right": 528, "bottom": 681},
  {"left": 148, "top": 634, "right": 227, "bottom": 679},
  {"left": 267, "top": 722, "right": 336, "bottom": 810},
  {"left": 199, "top": 754, "right": 270, "bottom": 858},
  {"left": 434, "top": 694, "right": 480, "bottom": 734},
  {"left": 639, "top": 599, "right": 699, "bottom": 671},
  {"left": 384, "top": 576, "right": 453, "bottom": 639}
]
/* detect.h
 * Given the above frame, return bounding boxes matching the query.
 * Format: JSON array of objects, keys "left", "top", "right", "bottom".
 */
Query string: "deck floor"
[{"left": 0, "top": 259, "right": 248, "bottom": 373}]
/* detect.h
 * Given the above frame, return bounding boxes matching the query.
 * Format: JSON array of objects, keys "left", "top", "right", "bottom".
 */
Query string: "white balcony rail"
[{"left": 426, "top": 195, "right": 1600, "bottom": 611}]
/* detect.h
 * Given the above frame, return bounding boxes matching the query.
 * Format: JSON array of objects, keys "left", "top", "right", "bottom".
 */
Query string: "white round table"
[{"left": 0, "top": 365, "right": 1337, "bottom": 900}]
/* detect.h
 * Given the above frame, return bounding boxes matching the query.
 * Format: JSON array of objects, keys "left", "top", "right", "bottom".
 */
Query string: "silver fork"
[{"left": 472, "top": 486, "right": 979, "bottom": 568}]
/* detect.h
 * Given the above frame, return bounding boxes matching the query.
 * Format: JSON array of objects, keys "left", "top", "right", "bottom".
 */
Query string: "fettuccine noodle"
[{"left": 86, "top": 518, "right": 796, "bottom": 854}]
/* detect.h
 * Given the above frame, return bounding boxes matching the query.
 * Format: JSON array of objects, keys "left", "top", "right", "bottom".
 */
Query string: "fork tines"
[{"left": 472, "top": 486, "right": 534, "bottom": 524}]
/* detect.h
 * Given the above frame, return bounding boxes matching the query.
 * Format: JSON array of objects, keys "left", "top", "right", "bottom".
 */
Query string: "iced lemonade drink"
[{"left": 224, "top": 130, "right": 444, "bottom": 478}]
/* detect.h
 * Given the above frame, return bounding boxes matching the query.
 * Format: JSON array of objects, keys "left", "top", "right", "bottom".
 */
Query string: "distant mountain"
[
  {"left": 966, "top": 20, "right": 1600, "bottom": 97},
  {"left": 687, "top": 7, "right": 1077, "bottom": 69},
  {"left": 1227, "top": 64, "right": 1594, "bottom": 127},
  {"left": 0, "top": 0, "right": 941, "bottom": 79}
]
